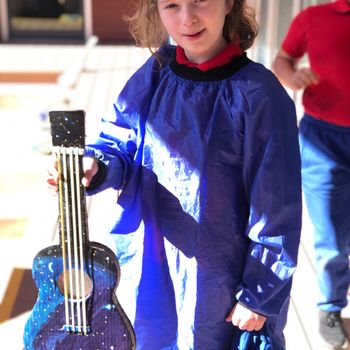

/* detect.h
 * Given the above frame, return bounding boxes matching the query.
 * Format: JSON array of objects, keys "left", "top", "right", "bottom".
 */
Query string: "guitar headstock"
[{"left": 49, "top": 110, "right": 85, "bottom": 148}]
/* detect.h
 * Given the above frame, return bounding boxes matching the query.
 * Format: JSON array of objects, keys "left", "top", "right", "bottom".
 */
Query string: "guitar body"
[
  {"left": 23, "top": 241, "right": 136, "bottom": 350},
  {"left": 23, "top": 110, "right": 136, "bottom": 350}
]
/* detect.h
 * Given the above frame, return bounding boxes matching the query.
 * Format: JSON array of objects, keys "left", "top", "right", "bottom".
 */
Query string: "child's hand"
[
  {"left": 47, "top": 156, "right": 59, "bottom": 192},
  {"left": 81, "top": 157, "right": 99, "bottom": 187},
  {"left": 225, "top": 302, "right": 266, "bottom": 331},
  {"left": 46, "top": 156, "right": 99, "bottom": 192},
  {"left": 291, "top": 67, "right": 319, "bottom": 90}
]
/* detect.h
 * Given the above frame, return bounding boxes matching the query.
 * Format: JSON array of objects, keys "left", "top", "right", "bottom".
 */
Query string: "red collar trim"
[
  {"left": 176, "top": 43, "right": 244, "bottom": 71},
  {"left": 333, "top": 0, "right": 350, "bottom": 13}
]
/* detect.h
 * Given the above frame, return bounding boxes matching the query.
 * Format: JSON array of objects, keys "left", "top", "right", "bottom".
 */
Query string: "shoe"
[{"left": 319, "top": 310, "right": 349, "bottom": 349}]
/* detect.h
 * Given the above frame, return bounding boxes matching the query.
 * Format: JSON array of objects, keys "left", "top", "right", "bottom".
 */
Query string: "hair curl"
[{"left": 125, "top": 0, "right": 258, "bottom": 54}]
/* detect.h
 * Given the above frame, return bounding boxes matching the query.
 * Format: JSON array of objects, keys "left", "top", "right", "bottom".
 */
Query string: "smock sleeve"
[
  {"left": 84, "top": 51, "right": 162, "bottom": 196},
  {"left": 84, "top": 109, "right": 136, "bottom": 195},
  {"left": 235, "top": 75, "right": 302, "bottom": 317}
]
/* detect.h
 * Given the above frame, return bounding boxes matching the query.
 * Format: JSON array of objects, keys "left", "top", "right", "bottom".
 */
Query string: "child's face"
[{"left": 157, "top": 0, "right": 232, "bottom": 64}]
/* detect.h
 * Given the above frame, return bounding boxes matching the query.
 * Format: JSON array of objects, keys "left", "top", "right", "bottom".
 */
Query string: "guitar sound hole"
[{"left": 58, "top": 269, "right": 93, "bottom": 300}]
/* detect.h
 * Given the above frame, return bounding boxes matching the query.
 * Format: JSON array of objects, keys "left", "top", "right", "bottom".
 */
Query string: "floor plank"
[{"left": 285, "top": 298, "right": 312, "bottom": 349}]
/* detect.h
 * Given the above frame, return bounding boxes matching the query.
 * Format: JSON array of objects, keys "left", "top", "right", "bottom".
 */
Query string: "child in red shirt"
[{"left": 273, "top": 1, "right": 350, "bottom": 349}]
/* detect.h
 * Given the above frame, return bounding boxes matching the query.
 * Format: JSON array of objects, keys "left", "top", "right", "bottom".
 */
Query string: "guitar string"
[
  {"left": 56, "top": 149, "right": 70, "bottom": 330},
  {"left": 62, "top": 147, "right": 76, "bottom": 332},
  {"left": 74, "top": 147, "right": 89, "bottom": 334},
  {"left": 68, "top": 148, "right": 83, "bottom": 332}
]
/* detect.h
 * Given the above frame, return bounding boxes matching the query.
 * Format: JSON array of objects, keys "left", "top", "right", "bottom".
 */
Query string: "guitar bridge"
[{"left": 62, "top": 324, "right": 91, "bottom": 335}]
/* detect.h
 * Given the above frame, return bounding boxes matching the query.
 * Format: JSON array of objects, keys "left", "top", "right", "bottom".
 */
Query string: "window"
[{"left": 7, "top": 0, "right": 84, "bottom": 41}]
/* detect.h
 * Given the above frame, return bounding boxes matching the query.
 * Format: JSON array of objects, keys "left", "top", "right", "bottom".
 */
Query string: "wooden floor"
[{"left": 0, "top": 42, "right": 348, "bottom": 350}]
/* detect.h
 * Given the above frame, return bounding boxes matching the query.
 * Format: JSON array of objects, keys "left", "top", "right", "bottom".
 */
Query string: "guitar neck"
[
  {"left": 54, "top": 145, "right": 90, "bottom": 246},
  {"left": 49, "top": 110, "right": 90, "bottom": 246}
]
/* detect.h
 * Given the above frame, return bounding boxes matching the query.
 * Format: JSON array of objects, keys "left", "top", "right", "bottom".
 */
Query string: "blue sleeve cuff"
[{"left": 84, "top": 146, "right": 125, "bottom": 195}]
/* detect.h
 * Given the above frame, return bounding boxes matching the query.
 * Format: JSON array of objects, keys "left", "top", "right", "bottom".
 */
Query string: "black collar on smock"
[{"left": 169, "top": 53, "right": 251, "bottom": 82}]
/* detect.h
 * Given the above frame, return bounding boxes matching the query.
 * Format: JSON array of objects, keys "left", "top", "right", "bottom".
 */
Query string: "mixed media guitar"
[{"left": 23, "top": 110, "right": 136, "bottom": 350}]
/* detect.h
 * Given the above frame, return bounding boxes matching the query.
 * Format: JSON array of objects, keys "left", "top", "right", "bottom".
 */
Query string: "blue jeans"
[{"left": 299, "top": 115, "right": 350, "bottom": 311}]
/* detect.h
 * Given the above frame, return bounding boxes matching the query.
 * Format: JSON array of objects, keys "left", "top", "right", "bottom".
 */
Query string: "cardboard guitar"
[{"left": 23, "top": 110, "right": 136, "bottom": 350}]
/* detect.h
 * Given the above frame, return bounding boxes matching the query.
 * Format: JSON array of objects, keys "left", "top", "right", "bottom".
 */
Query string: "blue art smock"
[{"left": 85, "top": 45, "right": 302, "bottom": 350}]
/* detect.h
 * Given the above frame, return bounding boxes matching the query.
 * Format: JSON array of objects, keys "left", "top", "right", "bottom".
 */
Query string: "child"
[
  {"left": 272, "top": 1, "right": 350, "bottom": 348},
  {"left": 48, "top": 0, "right": 302, "bottom": 349}
]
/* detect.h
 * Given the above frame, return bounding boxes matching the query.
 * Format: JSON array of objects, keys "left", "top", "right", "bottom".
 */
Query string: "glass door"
[{"left": 7, "top": 0, "right": 84, "bottom": 41}]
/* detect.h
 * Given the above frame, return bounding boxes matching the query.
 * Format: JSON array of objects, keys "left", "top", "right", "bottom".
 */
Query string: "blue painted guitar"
[{"left": 23, "top": 110, "right": 136, "bottom": 350}]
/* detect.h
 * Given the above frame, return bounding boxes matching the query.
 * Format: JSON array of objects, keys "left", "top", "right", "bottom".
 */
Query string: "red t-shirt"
[{"left": 282, "top": 0, "right": 350, "bottom": 126}]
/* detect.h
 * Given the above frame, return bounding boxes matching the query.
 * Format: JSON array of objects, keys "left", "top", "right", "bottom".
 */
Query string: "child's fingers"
[
  {"left": 81, "top": 157, "right": 99, "bottom": 187},
  {"left": 81, "top": 172, "right": 94, "bottom": 187},
  {"left": 46, "top": 157, "right": 59, "bottom": 191}
]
